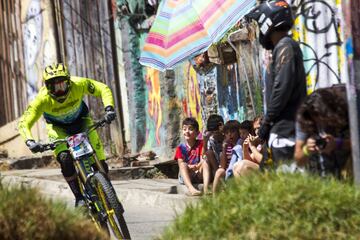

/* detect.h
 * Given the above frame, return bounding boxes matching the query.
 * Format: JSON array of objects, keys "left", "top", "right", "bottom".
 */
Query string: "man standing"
[{"left": 247, "top": 0, "right": 307, "bottom": 166}]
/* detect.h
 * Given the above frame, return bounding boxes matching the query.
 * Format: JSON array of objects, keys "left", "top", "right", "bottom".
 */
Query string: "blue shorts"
[{"left": 178, "top": 172, "right": 202, "bottom": 184}]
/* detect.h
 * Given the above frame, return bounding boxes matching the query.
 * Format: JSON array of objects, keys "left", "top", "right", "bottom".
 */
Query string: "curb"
[
  {"left": 1, "top": 175, "right": 197, "bottom": 212},
  {"left": 0, "top": 154, "right": 54, "bottom": 170},
  {"left": 0, "top": 155, "right": 157, "bottom": 180}
]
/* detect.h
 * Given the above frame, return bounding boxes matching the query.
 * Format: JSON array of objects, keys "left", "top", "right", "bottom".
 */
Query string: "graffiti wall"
[
  {"left": 341, "top": 0, "right": 353, "bottom": 74},
  {"left": 136, "top": 60, "right": 251, "bottom": 158},
  {"left": 182, "top": 65, "right": 204, "bottom": 131},
  {"left": 217, "top": 64, "right": 246, "bottom": 122},
  {"left": 122, "top": 1, "right": 356, "bottom": 158},
  {"left": 122, "top": 0, "right": 357, "bottom": 159},
  {"left": 20, "top": 0, "right": 58, "bottom": 142},
  {"left": 22, "top": 0, "right": 57, "bottom": 101},
  {"left": 289, "top": 0, "right": 350, "bottom": 92},
  {"left": 144, "top": 67, "right": 163, "bottom": 149},
  {"left": 141, "top": 63, "right": 206, "bottom": 154}
]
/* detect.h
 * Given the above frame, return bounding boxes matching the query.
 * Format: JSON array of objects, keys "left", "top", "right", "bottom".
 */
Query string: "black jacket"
[{"left": 264, "top": 36, "right": 306, "bottom": 138}]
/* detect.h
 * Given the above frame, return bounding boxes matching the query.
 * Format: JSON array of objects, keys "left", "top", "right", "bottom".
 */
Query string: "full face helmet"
[
  {"left": 246, "top": 0, "right": 293, "bottom": 50},
  {"left": 43, "top": 63, "right": 71, "bottom": 102}
]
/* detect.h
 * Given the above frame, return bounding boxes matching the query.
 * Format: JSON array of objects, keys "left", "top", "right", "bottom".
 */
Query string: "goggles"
[{"left": 46, "top": 77, "right": 70, "bottom": 97}]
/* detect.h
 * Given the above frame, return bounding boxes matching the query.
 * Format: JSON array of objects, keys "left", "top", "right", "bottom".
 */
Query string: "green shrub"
[
  {"left": 0, "top": 183, "right": 107, "bottom": 240},
  {"left": 161, "top": 173, "right": 360, "bottom": 240}
]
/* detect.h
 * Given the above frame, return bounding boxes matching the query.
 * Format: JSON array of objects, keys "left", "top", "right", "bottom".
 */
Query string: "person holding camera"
[{"left": 295, "top": 84, "right": 352, "bottom": 179}]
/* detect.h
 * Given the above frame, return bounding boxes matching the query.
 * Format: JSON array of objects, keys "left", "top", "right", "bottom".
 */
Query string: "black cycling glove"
[
  {"left": 26, "top": 140, "right": 43, "bottom": 153},
  {"left": 104, "top": 106, "right": 116, "bottom": 124}
]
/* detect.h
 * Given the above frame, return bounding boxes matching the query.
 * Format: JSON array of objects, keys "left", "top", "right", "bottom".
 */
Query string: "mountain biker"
[
  {"left": 246, "top": 0, "right": 307, "bottom": 167},
  {"left": 18, "top": 63, "right": 116, "bottom": 207}
]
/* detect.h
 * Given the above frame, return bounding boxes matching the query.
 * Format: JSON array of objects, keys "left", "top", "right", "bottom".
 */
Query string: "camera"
[{"left": 315, "top": 136, "right": 327, "bottom": 150}]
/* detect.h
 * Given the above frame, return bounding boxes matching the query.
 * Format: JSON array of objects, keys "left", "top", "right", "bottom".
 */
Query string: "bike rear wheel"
[{"left": 92, "top": 172, "right": 131, "bottom": 239}]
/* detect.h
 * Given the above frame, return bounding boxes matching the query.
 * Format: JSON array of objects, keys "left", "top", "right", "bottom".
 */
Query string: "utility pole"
[{"left": 349, "top": 1, "right": 360, "bottom": 183}]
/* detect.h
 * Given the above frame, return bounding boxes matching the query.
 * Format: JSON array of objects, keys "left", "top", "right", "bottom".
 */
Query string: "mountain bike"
[{"left": 40, "top": 119, "right": 131, "bottom": 239}]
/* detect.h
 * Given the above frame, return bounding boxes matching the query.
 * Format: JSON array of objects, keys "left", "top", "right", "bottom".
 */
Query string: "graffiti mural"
[
  {"left": 341, "top": 0, "right": 353, "bottom": 72},
  {"left": 289, "top": 0, "right": 349, "bottom": 91},
  {"left": 23, "top": 0, "right": 43, "bottom": 100},
  {"left": 183, "top": 64, "right": 203, "bottom": 131},
  {"left": 198, "top": 67, "right": 218, "bottom": 124},
  {"left": 217, "top": 64, "right": 246, "bottom": 122},
  {"left": 144, "top": 67, "right": 163, "bottom": 147},
  {"left": 22, "top": 0, "right": 57, "bottom": 101}
]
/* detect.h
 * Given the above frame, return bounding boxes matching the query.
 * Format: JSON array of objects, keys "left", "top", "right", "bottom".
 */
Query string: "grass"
[
  {"left": 0, "top": 183, "right": 107, "bottom": 240},
  {"left": 161, "top": 172, "right": 360, "bottom": 240}
]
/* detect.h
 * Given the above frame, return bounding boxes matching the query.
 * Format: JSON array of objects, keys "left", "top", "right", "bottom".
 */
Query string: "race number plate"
[{"left": 67, "top": 133, "right": 94, "bottom": 159}]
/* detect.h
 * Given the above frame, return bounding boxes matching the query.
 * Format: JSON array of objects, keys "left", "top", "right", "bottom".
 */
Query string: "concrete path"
[{"left": 1, "top": 168, "right": 200, "bottom": 240}]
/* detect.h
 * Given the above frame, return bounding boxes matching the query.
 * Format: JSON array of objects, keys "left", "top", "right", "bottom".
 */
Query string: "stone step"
[
  {"left": 108, "top": 166, "right": 155, "bottom": 180},
  {"left": 0, "top": 154, "right": 56, "bottom": 170}
]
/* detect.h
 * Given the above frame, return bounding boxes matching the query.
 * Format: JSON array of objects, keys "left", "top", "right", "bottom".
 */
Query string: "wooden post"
[{"left": 349, "top": 0, "right": 360, "bottom": 183}]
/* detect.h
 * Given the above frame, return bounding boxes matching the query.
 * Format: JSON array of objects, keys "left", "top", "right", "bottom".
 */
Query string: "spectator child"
[
  {"left": 174, "top": 117, "right": 211, "bottom": 196},
  {"left": 233, "top": 118, "right": 265, "bottom": 177},
  {"left": 203, "top": 114, "right": 225, "bottom": 177},
  {"left": 212, "top": 120, "right": 241, "bottom": 193},
  {"left": 234, "top": 135, "right": 264, "bottom": 177},
  {"left": 225, "top": 120, "right": 254, "bottom": 179},
  {"left": 239, "top": 120, "right": 254, "bottom": 144},
  {"left": 252, "top": 116, "right": 262, "bottom": 136}
]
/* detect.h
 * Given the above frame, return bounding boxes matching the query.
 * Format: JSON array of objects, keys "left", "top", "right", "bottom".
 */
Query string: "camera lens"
[{"left": 315, "top": 137, "right": 327, "bottom": 149}]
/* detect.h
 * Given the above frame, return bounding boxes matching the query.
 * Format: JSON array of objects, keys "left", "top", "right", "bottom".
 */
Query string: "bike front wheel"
[{"left": 92, "top": 172, "right": 131, "bottom": 239}]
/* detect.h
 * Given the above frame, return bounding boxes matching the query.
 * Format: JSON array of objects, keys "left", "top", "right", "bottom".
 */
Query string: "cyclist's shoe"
[{"left": 75, "top": 198, "right": 86, "bottom": 208}]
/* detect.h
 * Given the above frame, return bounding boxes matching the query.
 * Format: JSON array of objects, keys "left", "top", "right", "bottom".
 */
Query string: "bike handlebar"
[{"left": 39, "top": 118, "right": 108, "bottom": 152}]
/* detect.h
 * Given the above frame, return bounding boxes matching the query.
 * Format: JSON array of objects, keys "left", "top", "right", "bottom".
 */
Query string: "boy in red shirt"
[{"left": 174, "top": 117, "right": 211, "bottom": 196}]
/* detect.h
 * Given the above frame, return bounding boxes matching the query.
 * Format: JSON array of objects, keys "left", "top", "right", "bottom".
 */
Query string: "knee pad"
[{"left": 57, "top": 151, "right": 76, "bottom": 177}]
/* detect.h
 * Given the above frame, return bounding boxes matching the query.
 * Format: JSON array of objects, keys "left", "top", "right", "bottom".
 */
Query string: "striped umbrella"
[{"left": 139, "top": 0, "right": 256, "bottom": 71}]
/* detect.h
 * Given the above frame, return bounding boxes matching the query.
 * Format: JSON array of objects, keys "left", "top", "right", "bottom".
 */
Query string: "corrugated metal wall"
[
  {"left": 55, "top": 0, "right": 124, "bottom": 155},
  {"left": 0, "top": 0, "right": 27, "bottom": 126},
  {"left": 0, "top": 0, "right": 124, "bottom": 157}
]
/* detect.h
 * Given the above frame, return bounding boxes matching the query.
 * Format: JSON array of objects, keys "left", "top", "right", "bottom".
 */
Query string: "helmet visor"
[{"left": 46, "top": 77, "right": 70, "bottom": 97}]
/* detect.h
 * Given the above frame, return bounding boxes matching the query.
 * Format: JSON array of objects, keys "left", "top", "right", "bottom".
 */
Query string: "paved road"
[
  {"left": 60, "top": 197, "right": 176, "bottom": 240},
  {"left": 2, "top": 169, "right": 197, "bottom": 240}
]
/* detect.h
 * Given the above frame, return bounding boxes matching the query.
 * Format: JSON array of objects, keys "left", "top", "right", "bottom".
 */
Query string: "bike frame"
[{"left": 41, "top": 119, "right": 130, "bottom": 239}]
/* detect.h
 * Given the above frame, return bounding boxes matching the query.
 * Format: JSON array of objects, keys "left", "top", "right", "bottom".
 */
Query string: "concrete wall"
[{"left": 0, "top": 120, "right": 43, "bottom": 158}]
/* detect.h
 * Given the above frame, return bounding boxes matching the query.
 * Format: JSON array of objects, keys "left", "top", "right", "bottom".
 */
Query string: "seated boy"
[
  {"left": 203, "top": 114, "right": 224, "bottom": 178},
  {"left": 212, "top": 120, "right": 241, "bottom": 194},
  {"left": 225, "top": 120, "right": 253, "bottom": 179},
  {"left": 174, "top": 117, "right": 211, "bottom": 196}
]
